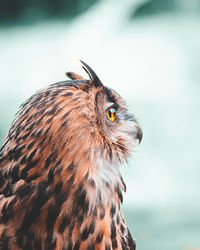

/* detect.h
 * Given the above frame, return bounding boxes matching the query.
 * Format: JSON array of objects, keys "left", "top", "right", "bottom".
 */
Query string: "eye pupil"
[{"left": 108, "top": 110, "right": 112, "bottom": 118}]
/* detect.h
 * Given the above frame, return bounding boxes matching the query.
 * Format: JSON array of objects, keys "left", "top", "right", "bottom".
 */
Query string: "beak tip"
[{"left": 137, "top": 128, "right": 143, "bottom": 144}]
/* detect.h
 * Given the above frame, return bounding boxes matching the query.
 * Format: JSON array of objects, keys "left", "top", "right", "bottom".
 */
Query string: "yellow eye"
[{"left": 106, "top": 107, "right": 116, "bottom": 122}]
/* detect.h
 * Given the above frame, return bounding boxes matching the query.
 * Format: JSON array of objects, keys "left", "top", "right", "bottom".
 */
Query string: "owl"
[{"left": 0, "top": 61, "right": 142, "bottom": 250}]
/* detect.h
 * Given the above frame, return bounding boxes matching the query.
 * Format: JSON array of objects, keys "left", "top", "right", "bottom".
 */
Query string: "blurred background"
[{"left": 0, "top": 0, "right": 200, "bottom": 249}]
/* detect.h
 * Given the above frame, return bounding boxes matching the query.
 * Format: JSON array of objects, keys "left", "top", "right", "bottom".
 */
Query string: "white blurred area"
[{"left": 0, "top": 0, "right": 200, "bottom": 248}]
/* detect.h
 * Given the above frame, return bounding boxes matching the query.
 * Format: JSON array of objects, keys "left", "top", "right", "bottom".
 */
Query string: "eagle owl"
[{"left": 0, "top": 61, "right": 142, "bottom": 250}]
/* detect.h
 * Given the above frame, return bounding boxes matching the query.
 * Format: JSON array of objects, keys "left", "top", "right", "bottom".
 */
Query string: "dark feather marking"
[
  {"left": 16, "top": 182, "right": 51, "bottom": 247},
  {"left": 27, "top": 148, "right": 38, "bottom": 162},
  {"left": 62, "top": 111, "right": 71, "bottom": 120},
  {"left": 58, "top": 214, "right": 70, "bottom": 233},
  {"left": 26, "top": 172, "right": 41, "bottom": 182},
  {"left": 46, "top": 186, "right": 68, "bottom": 243},
  {"left": 99, "top": 206, "right": 105, "bottom": 220},
  {"left": 68, "top": 224, "right": 74, "bottom": 237},
  {"left": 26, "top": 112, "right": 40, "bottom": 123},
  {"left": 104, "top": 87, "right": 117, "bottom": 104},
  {"left": 116, "top": 187, "right": 123, "bottom": 203},
  {"left": 67, "top": 174, "right": 75, "bottom": 184},
  {"left": 47, "top": 167, "right": 55, "bottom": 184},
  {"left": 46, "top": 116, "right": 54, "bottom": 124},
  {"left": 43, "top": 124, "right": 52, "bottom": 138},
  {"left": 88, "top": 178, "right": 95, "bottom": 188},
  {"left": 127, "top": 228, "right": 136, "bottom": 250},
  {"left": 50, "top": 89, "right": 64, "bottom": 97},
  {"left": 26, "top": 122, "right": 35, "bottom": 131},
  {"left": 55, "top": 158, "right": 63, "bottom": 169},
  {"left": 112, "top": 238, "right": 118, "bottom": 249},
  {"left": 121, "top": 236, "right": 127, "bottom": 250},
  {"left": 116, "top": 215, "right": 120, "bottom": 225},
  {"left": 20, "top": 158, "right": 39, "bottom": 179},
  {"left": 23, "top": 106, "right": 32, "bottom": 115},
  {"left": 16, "top": 183, "right": 34, "bottom": 199},
  {"left": 35, "top": 114, "right": 45, "bottom": 125},
  {"left": 9, "top": 164, "right": 20, "bottom": 183},
  {"left": 73, "top": 184, "right": 89, "bottom": 215},
  {"left": 0, "top": 197, "right": 17, "bottom": 223},
  {"left": 15, "top": 126, "right": 21, "bottom": 139},
  {"left": 111, "top": 220, "right": 116, "bottom": 239},
  {"left": 48, "top": 134, "right": 53, "bottom": 143},
  {"left": 27, "top": 141, "right": 36, "bottom": 149},
  {"left": 121, "top": 176, "right": 127, "bottom": 191},
  {"left": 0, "top": 230, "right": 11, "bottom": 250},
  {"left": 77, "top": 213, "right": 84, "bottom": 224},
  {"left": 88, "top": 220, "right": 95, "bottom": 235},
  {"left": 80, "top": 220, "right": 95, "bottom": 241},
  {"left": 46, "top": 103, "right": 59, "bottom": 115},
  {"left": 36, "top": 100, "right": 46, "bottom": 109},
  {"left": 33, "top": 129, "right": 43, "bottom": 137},
  {"left": 61, "top": 92, "right": 73, "bottom": 97},
  {"left": 68, "top": 162, "right": 75, "bottom": 171},
  {"left": 21, "top": 132, "right": 30, "bottom": 140},
  {"left": 44, "top": 152, "right": 58, "bottom": 169},
  {"left": 54, "top": 181, "right": 63, "bottom": 194},
  {"left": 2, "top": 182, "right": 13, "bottom": 197},
  {"left": 110, "top": 204, "right": 116, "bottom": 218},
  {"left": 96, "top": 232, "right": 103, "bottom": 244},
  {"left": 98, "top": 190, "right": 102, "bottom": 203},
  {"left": 20, "top": 155, "right": 27, "bottom": 165},
  {"left": 39, "top": 137, "right": 46, "bottom": 147},
  {"left": 0, "top": 171, "right": 4, "bottom": 188},
  {"left": 14, "top": 144, "right": 26, "bottom": 161},
  {"left": 71, "top": 97, "right": 80, "bottom": 103},
  {"left": 55, "top": 190, "right": 69, "bottom": 208},
  {"left": 81, "top": 227, "right": 90, "bottom": 241},
  {"left": 8, "top": 149, "right": 13, "bottom": 161},
  {"left": 73, "top": 240, "right": 80, "bottom": 250},
  {"left": 60, "top": 120, "right": 68, "bottom": 129},
  {"left": 120, "top": 224, "right": 125, "bottom": 234}
]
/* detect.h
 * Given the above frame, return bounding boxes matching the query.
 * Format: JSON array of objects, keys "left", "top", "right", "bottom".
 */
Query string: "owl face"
[{"left": 91, "top": 85, "right": 142, "bottom": 164}]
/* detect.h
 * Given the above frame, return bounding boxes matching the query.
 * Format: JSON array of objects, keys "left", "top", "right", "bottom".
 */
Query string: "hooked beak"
[{"left": 136, "top": 125, "right": 143, "bottom": 144}]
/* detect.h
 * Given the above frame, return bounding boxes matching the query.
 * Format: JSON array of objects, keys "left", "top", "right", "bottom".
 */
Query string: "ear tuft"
[
  {"left": 80, "top": 60, "right": 103, "bottom": 87},
  {"left": 66, "top": 72, "right": 85, "bottom": 80}
]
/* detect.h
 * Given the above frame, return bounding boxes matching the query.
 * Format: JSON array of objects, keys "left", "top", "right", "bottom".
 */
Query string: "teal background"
[{"left": 0, "top": 0, "right": 200, "bottom": 249}]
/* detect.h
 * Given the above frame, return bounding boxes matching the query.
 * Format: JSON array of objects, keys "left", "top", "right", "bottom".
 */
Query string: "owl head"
[{"left": 65, "top": 60, "right": 142, "bottom": 163}]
